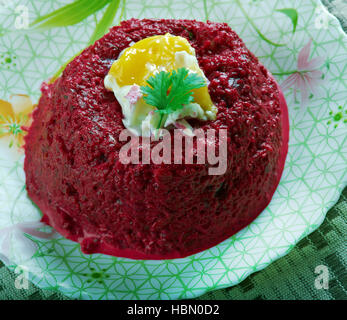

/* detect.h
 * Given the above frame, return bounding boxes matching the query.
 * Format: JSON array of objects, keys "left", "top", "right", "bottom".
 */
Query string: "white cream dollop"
[{"left": 104, "top": 34, "right": 217, "bottom": 137}]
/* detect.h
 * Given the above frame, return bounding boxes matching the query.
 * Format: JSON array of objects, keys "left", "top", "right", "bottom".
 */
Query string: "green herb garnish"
[{"left": 140, "top": 68, "right": 206, "bottom": 128}]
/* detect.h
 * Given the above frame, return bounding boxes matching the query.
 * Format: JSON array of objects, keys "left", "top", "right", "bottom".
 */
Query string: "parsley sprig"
[{"left": 140, "top": 68, "right": 206, "bottom": 128}]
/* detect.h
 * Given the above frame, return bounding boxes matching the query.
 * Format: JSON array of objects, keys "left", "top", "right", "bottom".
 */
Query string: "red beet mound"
[{"left": 24, "top": 19, "right": 289, "bottom": 260}]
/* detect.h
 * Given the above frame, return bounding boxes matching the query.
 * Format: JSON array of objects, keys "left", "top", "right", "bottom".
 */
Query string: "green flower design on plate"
[{"left": 327, "top": 105, "right": 347, "bottom": 128}]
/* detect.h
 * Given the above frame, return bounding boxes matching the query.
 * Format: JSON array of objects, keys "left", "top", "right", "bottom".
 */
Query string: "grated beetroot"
[{"left": 24, "top": 19, "right": 289, "bottom": 259}]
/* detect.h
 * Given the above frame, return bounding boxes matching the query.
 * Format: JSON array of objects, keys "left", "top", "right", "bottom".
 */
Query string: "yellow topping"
[{"left": 108, "top": 33, "right": 214, "bottom": 112}]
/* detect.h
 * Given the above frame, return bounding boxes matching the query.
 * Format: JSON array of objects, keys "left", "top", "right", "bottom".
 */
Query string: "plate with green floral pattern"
[{"left": 0, "top": 0, "right": 346, "bottom": 300}]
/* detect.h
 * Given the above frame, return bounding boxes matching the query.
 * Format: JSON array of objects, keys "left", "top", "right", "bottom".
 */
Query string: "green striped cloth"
[{"left": 0, "top": 0, "right": 346, "bottom": 300}]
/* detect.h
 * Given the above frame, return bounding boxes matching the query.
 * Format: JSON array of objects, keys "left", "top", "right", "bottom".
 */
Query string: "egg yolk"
[{"left": 108, "top": 33, "right": 214, "bottom": 111}]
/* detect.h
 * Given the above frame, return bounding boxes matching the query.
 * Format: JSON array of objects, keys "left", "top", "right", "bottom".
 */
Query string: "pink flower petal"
[
  {"left": 16, "top": 221, "right": 56, "bottom": 239},
  {"left": 305, "top": 56, "right": 325, "bottom": 71},
  {"left": 15, "top": 231, "right": 38, "bottom": 258},
  {"left": 307, "top": 70, "right": 323, "bottom": 79},
  {"left": 298, "top": 76, "right": 310, "bottom": 106},
  {"left": 18, "top": 227, "right": 56, "bottom": 239},
  {"left": 308, "top": 76, "right": 325, "bottom": 88},
  {"left": 291, "top": 74, "right": 302, "bottom": 91},
  {"left": 297, "top": 39, "right": 312, "bottom": 71},
  {"left": 17, "top": 222, "right": 46, "bottom": 229},
  {"left": 305, "top": 74, "right": 325, "bottom": 95},
  {"left": 281, "top": 73, "right": 300, "bottom": 91}
]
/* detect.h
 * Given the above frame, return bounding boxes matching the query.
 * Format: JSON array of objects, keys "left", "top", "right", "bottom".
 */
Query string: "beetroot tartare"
[{"left": 24, "top": 19, "right": 289, "bottom": 260}]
